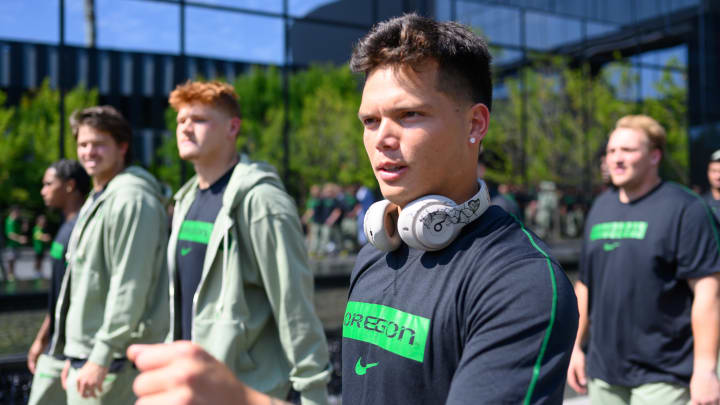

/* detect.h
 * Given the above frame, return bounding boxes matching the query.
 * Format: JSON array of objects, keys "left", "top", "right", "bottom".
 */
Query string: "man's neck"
[
  {"left": 61, "top": 195, "right": 85, "bottom": 221},
  {"left": 618, "top": 174, "right": 661, "bottom": 203},
  {"left": 92, "top": 165, "right": 124, "bottom": 192},
  {"left": 194, "top": 154, "right": 238, "bottom": 189},
  {"left": 712, "top": 188, "right": 720, "bottom": 200}
]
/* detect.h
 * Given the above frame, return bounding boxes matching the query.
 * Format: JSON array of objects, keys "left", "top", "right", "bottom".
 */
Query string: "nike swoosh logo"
[
  {"left": 181, "top": 247, "right": 192, "bottom": 256},
  {"left": 603, "top": 242, "right": 620, "bottom": 252},
  {"left": 355, "top": 357, "right": 378, "bottom": 376}
]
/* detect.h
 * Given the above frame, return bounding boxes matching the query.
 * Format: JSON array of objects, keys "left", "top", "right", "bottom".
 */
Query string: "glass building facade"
[{"left": 0, "top": 0, "right": 717, "bottom": 187}]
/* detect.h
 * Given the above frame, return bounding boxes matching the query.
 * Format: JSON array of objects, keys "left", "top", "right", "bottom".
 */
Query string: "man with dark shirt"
[
  {"left": 705, "top": 149, "right": 720, "bottom": 223},
  {"left": 27, "top": 159, "right": 90, "bottom": 405},
  {"left": 567, "top": 115, "right": 720, "bottom": 404},
  {"left": 341, "top": 14, "right": 577, "bottom": 405},
  {"left": 166, "top": 81, "right": 331, "bottom": 405},
  {"left": 128, "top": 15, "right": 578, "bottom": 405}
]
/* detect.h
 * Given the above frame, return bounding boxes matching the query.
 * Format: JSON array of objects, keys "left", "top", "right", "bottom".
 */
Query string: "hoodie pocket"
[{"left": 193, "top": 319, "right": 255, "bottom": 374}]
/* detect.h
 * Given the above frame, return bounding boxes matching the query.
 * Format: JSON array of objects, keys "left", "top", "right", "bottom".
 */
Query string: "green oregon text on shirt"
[
  {"left": 178, "top": 220, "right": 213, "bottom": 244},
  {"left": 590, "top": 221, "right": 648, "bottom": 241},
  {"left": 343, "top": 301, "right": 430, "bottom": 362}
]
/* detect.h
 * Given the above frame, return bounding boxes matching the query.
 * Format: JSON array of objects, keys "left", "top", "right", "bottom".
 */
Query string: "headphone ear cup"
[
  {"left": 398, "top": 195, "right": 457, "bottom": 251},
  {"left": 364, "top": 200, "right": 402, "bottom": 252}
]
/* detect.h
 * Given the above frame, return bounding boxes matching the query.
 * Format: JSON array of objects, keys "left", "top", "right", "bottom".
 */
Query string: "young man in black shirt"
[
  {"left": 27, "top": 159, "right": 90, "bottom": 405},
  {"left": 128, "top": 14, "right": 579, "bottom": 405},
  {"left": 705, "top": 149, "right": 720, "bottom": 223},
  {"left": 166, "top": 81, "right": 330, "bottom": 404},
  {"left": 568, "top": 115, "right": 720, "bottom": 404}
]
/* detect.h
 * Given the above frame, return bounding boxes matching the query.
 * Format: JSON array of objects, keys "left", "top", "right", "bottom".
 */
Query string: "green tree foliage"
[
  {"left": 484, "top": 56, "right": 687, "bottom": 191},
  {"left": 0, "top": 80, "right": 98, "bottom": 210}
]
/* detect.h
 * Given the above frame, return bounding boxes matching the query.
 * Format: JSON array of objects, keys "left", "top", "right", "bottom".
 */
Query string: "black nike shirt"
[
  {"left": 48, "top": 217, "right": 76, "bottom": 339},
  {"left": 176, "top": 167, "right": 233, "bottom": 341},
  {"left": 704, "top": 192, "right": 720, "bottom": 224},
  {"left": 581, "top": 182, "right": 720, "bottom": 387},
  {"left": 341, "top": 206, "right": 578, "bottom": 405}
]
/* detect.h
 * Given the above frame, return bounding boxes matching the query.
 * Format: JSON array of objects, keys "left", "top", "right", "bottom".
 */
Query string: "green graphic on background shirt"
[
  {"left": 343, "top": 301, "right": 430, "bottom": 363},
  {"left": 178, "top": 220, "right": 213, "bottom": 244},
  {"left": 589, "top": 221, "right": 648, "bottom": 241}
]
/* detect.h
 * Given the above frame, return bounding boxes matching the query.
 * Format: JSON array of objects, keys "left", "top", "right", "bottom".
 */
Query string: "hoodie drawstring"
[{"left": 216, "top": 222, "right": 230, "bottom": 313}]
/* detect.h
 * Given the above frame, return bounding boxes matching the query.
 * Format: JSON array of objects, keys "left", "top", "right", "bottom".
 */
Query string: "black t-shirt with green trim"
[
  {"left": 176, "top": 168, "right": 233, "bottom": 341},
  {"left": 580, "top": 182, "right": 720, "bottom": 387},
  {"left": 48, "top": 217, "right": 76, "bottom": 339},
  {"left": 342, "top": 206, "right": 578, "bottom": 405},
  {"left": 704, "top": 192, "right": 720, "bottom": 224}
]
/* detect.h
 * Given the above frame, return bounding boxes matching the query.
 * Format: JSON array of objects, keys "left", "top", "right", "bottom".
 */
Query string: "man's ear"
[
  {"left": 469, "top": 103, "right": 490, "bottom": 144},
  {"left": 119, "top": 141, "right": 129, "bottom": 160},
  {"left": 229, "top": 117, "right": 241, "bottom": 139},
  {"left": 65, "top": 179, "right": 77, "bottom": 193},
  {"left": 650, "top": 148, "right": 662, "bottom": 166}
]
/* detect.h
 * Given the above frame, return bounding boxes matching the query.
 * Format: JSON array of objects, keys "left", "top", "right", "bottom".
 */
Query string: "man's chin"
[{"left": 178, "top": 151, "right": 199, "bottom": 161}]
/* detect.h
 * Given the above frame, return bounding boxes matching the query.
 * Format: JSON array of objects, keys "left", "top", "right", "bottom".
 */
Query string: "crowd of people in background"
[{"left": 297, "top": 179, "right": 594, "bottom": 258}]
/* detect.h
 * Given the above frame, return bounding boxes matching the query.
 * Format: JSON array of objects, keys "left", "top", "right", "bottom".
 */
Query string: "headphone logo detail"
[{"left": 420, "top": 197, "right": 484, "bottom": 233}]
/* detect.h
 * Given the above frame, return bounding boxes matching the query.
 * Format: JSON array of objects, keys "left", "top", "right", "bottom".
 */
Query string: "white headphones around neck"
[{"left": 364, "top": 180, "right": 491, "bottom": 252}]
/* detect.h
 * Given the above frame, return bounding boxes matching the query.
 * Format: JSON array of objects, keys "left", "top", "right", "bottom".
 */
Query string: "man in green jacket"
[
  {"left": 50, "top": 106, "right": 169, "bottom": 405},
  {"left": 166, "top": 81, "right": 331, "bottom": 405}
]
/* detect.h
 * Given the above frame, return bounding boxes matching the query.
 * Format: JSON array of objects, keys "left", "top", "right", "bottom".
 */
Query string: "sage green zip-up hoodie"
[
  {"left": 49, "top": 166, "right": 170, "bottom": 367},
  {"left": 167, "top": 156, "right": 331, "bottom": 405}
]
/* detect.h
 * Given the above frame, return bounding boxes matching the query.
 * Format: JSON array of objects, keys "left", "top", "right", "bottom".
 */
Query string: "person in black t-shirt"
[
  {"left": 704, "top": 149, "right": 720, "bottom": 223},
  {"left": 27, "top": 159, "right": 90, "bottom": 405},
  {"left": 127, "top": 14, "right": 578, "bottom": 405},
  {"left": 568, "top": 115, "right": 720, "bottom": 404}
]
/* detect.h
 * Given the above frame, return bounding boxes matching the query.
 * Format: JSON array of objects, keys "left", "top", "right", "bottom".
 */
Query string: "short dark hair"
[
  {"left": 50, "top": 159, "right": 91, "bottom": 196},
  {"left": 350, "top": 13, "right": 493, "bottom": 111},
  {"left": 70, "top": 106, "right": 133, "bottom": 166}
]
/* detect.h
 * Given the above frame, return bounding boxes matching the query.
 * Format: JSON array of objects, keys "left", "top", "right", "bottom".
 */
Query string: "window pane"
[
  {"left": 289, "top": 0, "right": 372, "bottom": 26},
  {"left": 289, "top": 21, "right": 366, "bottom": 65},
  {"left": 65, "top": 0, "right": 179, "bottom": 53},
  {"left": 492, "top": 47, "right": 523, "bottom": 66},
  {"left": 0, "top": 0, "right": 58, "bottom": 44},
  {"left": 186, "top": 7, "right": 284, "bottom": 64},
  {"left": 640, "top": 45, "right": 687, "bottom": 69},
  {"left": 586, "top": 22, "right": 619, "bottom": 40},
  {"left": 457, "top": 2, "right": 521, "bottom": 47},
  {"left": 191, "top": 0, "right": 283, "bottom": 14},
  {"left": 525, "top": 11, "right": 582, "bottom": 50}
]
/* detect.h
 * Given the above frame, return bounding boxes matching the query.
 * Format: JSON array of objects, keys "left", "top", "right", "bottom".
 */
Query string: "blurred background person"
[
  {"left": 27, "top": 159, "right": 90, "bottom": 405},
  {"left": 31, "top": 214, "right": 52, "bottom": 277},
  {"left": 704, "top": 149, "right": 720, "bottom": 223},
  {"left": 568, "top": 115, "right": 720, "bottom": 404},
  {"left": 4, "top": 205, "right": 28, "bottom": 281},
  {"left": 51, "top": 106, "right": 170, "bottom": 405}
]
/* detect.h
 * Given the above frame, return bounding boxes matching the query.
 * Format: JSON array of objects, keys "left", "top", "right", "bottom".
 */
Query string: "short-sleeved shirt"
[
  {"left": 176, "top": 167, "right": 233, "bottom": 341},
  {"left": 703, "top": 192, "right": 720, "bottom": 223},
  {"left": 342, "top": 206, "right": 578, "bottom": 405},
  {"left": 5, "top": 216, "right": 21, "bottom": 248},
  {"left": 580, "top": 182, "right": 720, "bottom": 387},
  {"left": 48, "top": 217, "right": 77, "bottom": 338}
]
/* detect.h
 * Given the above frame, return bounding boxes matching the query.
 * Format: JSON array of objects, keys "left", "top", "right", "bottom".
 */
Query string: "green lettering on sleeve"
[{"left": 49, "top": 241, "right": 64, "bottom": 260}]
